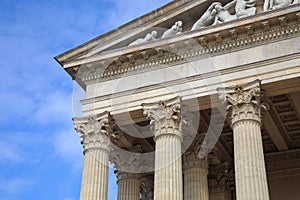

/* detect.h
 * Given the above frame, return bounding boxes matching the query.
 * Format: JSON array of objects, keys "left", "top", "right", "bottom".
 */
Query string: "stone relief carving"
[
  {"left": 235, "top": 0, "right": 257, "bottom": 18},
  {"left": 128, "top": 30, "right": 158, "bottom": 46},
  {"left": 263, "top": 0, "right": 297, "bottom": 11},
  {"left": 191, "top": 2, "right": 221, "bottom": 30},
  {"left": 126, "top": 0, "right": 298, "bottom": 46},
  {"left": 213, "top": 1, "right": 237, "bottom": 25},
  {"left": 161, "top": 21, "right": 183, "bottom": 38},
  {"left": 191, "top": 0, "right": 256, "bottom": 31}
]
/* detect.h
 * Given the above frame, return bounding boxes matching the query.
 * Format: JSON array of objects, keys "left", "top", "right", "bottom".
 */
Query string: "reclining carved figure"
[
  {"left": 162, "top": 21, "right": 183, "bottom": 39},
  {"left": 191, "top": 2, "right": 221, "bottom": 30},
  {"left": 263, "top": 0, "right": 298, "bottom": 11},
  {"left": 128, "top": 31, "right": 158, "bottom": 46}
]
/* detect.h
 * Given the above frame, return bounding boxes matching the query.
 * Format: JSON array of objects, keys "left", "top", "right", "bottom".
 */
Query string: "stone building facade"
[{"left": 56, "top": 0, "right": 300, "bottom": 199}]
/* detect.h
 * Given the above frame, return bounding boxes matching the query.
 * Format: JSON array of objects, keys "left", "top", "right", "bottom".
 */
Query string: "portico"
[{"left": 56, "top": 0, "right": 300, "bottom": 199}]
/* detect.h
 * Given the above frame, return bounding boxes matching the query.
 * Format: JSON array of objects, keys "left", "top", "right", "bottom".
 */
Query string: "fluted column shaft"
[
  {"left": 183, "top": 152, "right": 209, "bottom": 200},
  {"left": 81, "top": 149, "right": 109, "bottom": 200},
  {"left": 184, "top": 167, "right": 209, "bottom": 200},
  {"left": 117, "top": 172, "right": 141, "bottom": 200},
  {"left": 73, "top": 113, "right": 111, "bottom": 200},
  {"left": 155, "top": 134, "right": 183, "bottom": 200},
  {"left": 218, "top": 80, "right": 270, "bottom": 200},
  {"left": 232, "top": 110, "right": 269, "bottom": 200},
  {"left": 142, "top": 97, "right": 183, "bottom": 200}
]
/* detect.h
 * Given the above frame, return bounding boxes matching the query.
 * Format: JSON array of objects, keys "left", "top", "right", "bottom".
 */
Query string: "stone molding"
[
  {"left": 76, "top": 7, "right": 300, "bottom": 83},
  {"left": 217, "top": 79, "right": 268, "bottom": 127},
  {"left": 142, "top": 96, "right": 183, "bottom": 141},
  {"left": 73, "top": 112, "right": 111, "bottom": 153},
  {"left": 182, "top": 151, "right": 208, "bottom": 170}
]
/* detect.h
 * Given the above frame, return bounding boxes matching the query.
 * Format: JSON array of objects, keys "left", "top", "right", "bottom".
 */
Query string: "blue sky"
[{"left": 0, "top": 0, "right": 171, "bottom": 199}]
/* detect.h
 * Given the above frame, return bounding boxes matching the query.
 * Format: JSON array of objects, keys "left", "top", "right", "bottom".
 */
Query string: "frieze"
[{"left": 77, "top": 7, "right": 300, "bottom": 83}]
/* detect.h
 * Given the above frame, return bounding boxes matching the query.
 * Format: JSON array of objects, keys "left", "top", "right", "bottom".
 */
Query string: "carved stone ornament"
[
  {"left": 142, "top": 96, "right": 182, "bottom": 141},
  {"left": 110, "top": 146, "right": 142, "bottom": 173},
  {"left": 209, "top": 162, "right": 235, "bottom": 194},
  {"left": 140, "top": 174, "right": 154, "bottom": 200},
  {"left": 115, "top": 171, "right": 141, "bottom": 182},
  {"left": 73, "top": 112, "right": 111, "bottom": 153},
  {"left": 191, "top": 0, "right": 257, "bottom": 31},
  {"left": 161, "top": 21, "right": 183, "bottom": 38},
  {"left": 182, "top": 151, "right": 209, "bottom": 170},
  {"left": 263, "top": 0, "right": 298, "bottom": 11},
  {"left": 217, "top": 80, "right": 269, "bottom": 126},
  {"left": 128, "top": 31, "right": 158, "bottom": 46}
]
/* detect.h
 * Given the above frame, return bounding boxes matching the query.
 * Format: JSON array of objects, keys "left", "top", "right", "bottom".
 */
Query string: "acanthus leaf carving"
[
  {"left": 182, "top": 151, "right": 209, "bottom": 170},
  {"left": 217, "top": 80, "right": 269, "bottom": 126},
  {"left": 110, "top": 146, "right": 142, "bottom": 173},
  {"left": 142, "top": 97, "right": 183, "bottom": 141},
  {"left": 73, "top": 112, "right": 111, "bottom": 153}
]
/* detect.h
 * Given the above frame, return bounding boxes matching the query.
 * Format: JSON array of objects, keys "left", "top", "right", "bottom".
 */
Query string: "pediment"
[
  {"left": 55, "top": 0, "right": 300, "bottom": 88},
  {"left": 56, "top": 0, "right": 234, "bottom": 66}
]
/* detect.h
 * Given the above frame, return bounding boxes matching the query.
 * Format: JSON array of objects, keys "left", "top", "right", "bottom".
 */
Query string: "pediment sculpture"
[
  {"left": 161, "top": 20, "right": 183, "bottom": 38},
  {"left": 128, "top": 30, "right": 158, "bottom": 46},
  {"left": 263, "top": 0, "right": 299, "bottom": 11},
  {"left": 127, "top": 0, "right": 299, "bottom": 46}
]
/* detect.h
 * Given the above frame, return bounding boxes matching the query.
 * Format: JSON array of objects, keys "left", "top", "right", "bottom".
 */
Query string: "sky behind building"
[{"left": 0, "top": 0, "right": 171, "bottom": 199}]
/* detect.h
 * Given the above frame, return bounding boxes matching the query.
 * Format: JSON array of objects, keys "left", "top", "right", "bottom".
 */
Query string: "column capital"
[
  {"left": 183, "top": 151, "right": 208, "bottom": 170},
  {"left": 110, "top": 146, "right": 142, "bottom": 173},
  {"left": 73, "top": 112, "right": 112, "bottom": 153},
  {"left": 142, "top": 96, "right": 182, "bottom": 141},
  {"left": 116, "top": 171, "right": 141, "bottom": 182},
  {"left": 217, "top": 80, "right": 269, "bottom": 126},
  {"left": 209, "top": 162, "right": 235, "bottom": 195}
]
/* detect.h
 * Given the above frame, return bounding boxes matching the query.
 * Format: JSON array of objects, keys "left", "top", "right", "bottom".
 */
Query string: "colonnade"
[{"left": 73, "top": 80, "right": 270, "bottom": 200}]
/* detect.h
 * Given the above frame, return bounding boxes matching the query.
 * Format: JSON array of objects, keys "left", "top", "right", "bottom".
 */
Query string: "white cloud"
[
  {"left": 0, "top": 141, "right": 24, "bottom": 163},
  {"left": 0, "top": 132, "right": 44, "bottom": 164},
  {"left": 0, "top": 177, "right": 34, "bottom": 194},
  {"left": 33, "top": 90, "right": 73, "bottom": 124},
  {"left": 53, "top": 129, "right": 83, "bottom": 171}
]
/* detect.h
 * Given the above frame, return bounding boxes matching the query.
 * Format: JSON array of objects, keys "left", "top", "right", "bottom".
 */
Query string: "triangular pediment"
[
  {"left": 55, "top": 0, "right": 232, "bottom": 66},
  {"left": 55, "top": 0, "right": 300, "bottom": 87}
]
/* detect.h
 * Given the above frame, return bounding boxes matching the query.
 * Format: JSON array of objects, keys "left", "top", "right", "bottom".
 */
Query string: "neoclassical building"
[{"left": 55, "top": 0, "right": 300, "bottom": 199}]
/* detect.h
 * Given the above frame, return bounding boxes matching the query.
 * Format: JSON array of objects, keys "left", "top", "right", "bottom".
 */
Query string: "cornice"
[{"left": 67, "top": 5, "right": 300, "bottom": 84}]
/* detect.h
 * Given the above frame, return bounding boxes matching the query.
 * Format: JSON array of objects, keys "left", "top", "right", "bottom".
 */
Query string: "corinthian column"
[
  {"left": 183, "top": 151, "right": 209, "bottom": 200},
  {"left": 111, "top": 147, "right": 142, "bottom": 200},
  {"left": 116, "top": 172, "right": 141, "bottom": 200},
  {"left": 218, "top": 80, "right": 270, "bottom": 200},
  {"left": 142, "top": 97, "right": 183, "bottom": 200},
  {"left": 73, "top": 112, "right": 111, "bottom": 200}
]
